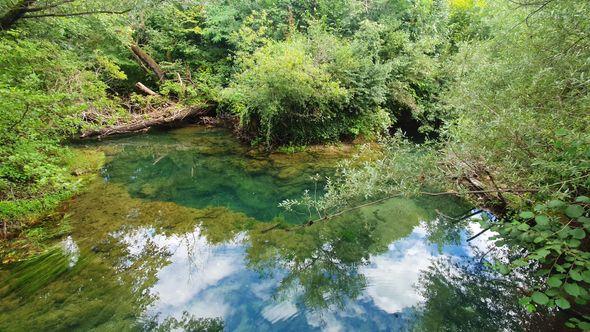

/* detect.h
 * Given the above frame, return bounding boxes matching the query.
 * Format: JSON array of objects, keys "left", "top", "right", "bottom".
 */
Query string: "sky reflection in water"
[
  {"left": 0, "top": 127, "right": 540, "bottom": 331},
  {"left": 109, "top": 221, "right": 493, "bottom": 331}
]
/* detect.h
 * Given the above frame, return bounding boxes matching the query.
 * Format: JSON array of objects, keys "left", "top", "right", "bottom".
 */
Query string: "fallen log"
[
  {"left": 135, "top": 82, "right": 158, "bottom": 96},
  {"left": 79, "top": 106, "right": 208, "bottom": 139},
  {"left": 131, "top": 44, "right": 165, "bottom": 81}
]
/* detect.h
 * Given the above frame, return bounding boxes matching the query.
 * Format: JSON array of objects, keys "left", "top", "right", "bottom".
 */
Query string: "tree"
[{"left": 0, "top": 0, "right": 133, "bottom": 30}]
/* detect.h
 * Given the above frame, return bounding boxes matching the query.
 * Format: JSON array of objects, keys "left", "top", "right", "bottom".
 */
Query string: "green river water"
[{"left": 0, "top": 126, "right": 555, "bottom": 331}]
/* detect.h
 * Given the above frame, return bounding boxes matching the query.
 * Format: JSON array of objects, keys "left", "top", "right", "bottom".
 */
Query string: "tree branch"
[{"left": 22, "top": 8, "right": 132, "bottom": 19}]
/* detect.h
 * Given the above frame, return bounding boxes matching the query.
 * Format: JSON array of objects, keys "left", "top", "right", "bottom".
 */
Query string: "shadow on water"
[{"left": 0, "top": 126, "right": 558, "bottom": 331}]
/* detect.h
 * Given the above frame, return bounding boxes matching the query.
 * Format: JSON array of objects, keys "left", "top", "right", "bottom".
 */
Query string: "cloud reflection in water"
[{"left": 109, "top": 218, "right": 495, "bottom": 331}]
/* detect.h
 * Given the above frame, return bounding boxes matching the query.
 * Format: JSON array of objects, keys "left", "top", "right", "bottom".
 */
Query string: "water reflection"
[
  {"left": 0, "top": 127, "right": 551, "bottom": 331},
  {"left": 2, "top": 192, "right": 501, "bottom": 330},
  {"left": 75, "top": 198, "right": 537, "bottom": 331}
]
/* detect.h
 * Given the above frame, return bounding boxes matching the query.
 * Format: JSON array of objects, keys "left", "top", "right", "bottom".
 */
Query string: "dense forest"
[{"left": 1, "top": 0, "right": 589, "bottom": 330}]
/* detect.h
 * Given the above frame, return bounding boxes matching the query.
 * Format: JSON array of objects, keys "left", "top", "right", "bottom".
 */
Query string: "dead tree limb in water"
[
  {"left": 131, "top": 44, "right": 165, "bottom": 81},
  {"left": 79, "top": 106, "right": 209, "bottom": 139}
]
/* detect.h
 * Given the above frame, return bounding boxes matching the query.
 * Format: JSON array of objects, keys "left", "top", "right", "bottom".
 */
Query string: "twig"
[
  {"left": 308, "top": 194, "right": 403, "bottom": 224},
  {"left": 152, "top": 155, "right": 166, "bottom": 165},
  {"left": 420, "top": 188, "right": 538, "bottom": 196},
  {"left": 467, "top": 225, "right": 494, "bottom": 242},
  {"left": 261, "top": 223, "right": 282, "bottom": 233}
]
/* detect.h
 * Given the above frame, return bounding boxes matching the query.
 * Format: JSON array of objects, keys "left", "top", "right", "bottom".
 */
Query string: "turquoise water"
[
  {"left": 0, "top": 126, "right": 552, "bottom": 331},
  {"left": 98, "top": 126, "right": 340, "bottom": 222}
]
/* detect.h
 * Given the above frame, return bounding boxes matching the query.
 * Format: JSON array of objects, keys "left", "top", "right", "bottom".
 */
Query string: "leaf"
[
  {"left": 518, "top": 296, "right": 531, "bottom": 306},
  {"left": 556, "top": 297, "right": 571, "bottom": 309},
  {"left": 535, "top": 215, "right": 549, "bottom": 226},
  {"left": 576, "top": 196, "right": 590, "bottom": 203},
  {"left": 525, "top": 303, "right": 536, "bottom": 313},
  {"left": 545, "top": 288, "right": 560, "bottom": 297},
  {"left": 537, "top": 249, "right": 550, "bottom": 258},
  {"left": 582, "top": 270, "right": 590, "bottom": 283},
  {"left": 532, "top": 291, "right": 549, "bottom": 305},
  {"left": 547, "top": 276, "right": 563, "bottom": 287},
  {"left": 568, "top": 239, "right": 581, "bottom": 248},
  {"left": 566, "top": 205, "right": 584, "bottom": 218},
  {"left": 534, "top": 236, "right": 545, "bottom": 243},
  {"left": 570, "top": 228, "right": 586, "bottom": 240},
  {"left": 519, "top": 211, "right": 534, "bottom": 219},
  {"left": 517, "top": 223, "right": 530, "bottom": 231},
  {"left": 513, "top": 259, "right": 528, "bottom": 267},
  {"left": 534, "top": 204, "right": 546, "bottom": 212},
  {"left": 570, "top": 270, "right": 583, "bottom": 281},
  {"left": 564, "top": 283, "right": 581, "bottom": 297},
  {"left": 548, "top": 200, "right": 565, "bottom": 209},
  {"left": 497, "top": 264, "right": 509, "bottom": 275}
]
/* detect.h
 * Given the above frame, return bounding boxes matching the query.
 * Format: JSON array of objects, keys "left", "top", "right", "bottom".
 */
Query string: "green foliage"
[
  {"left": 0, "top": 2, "right": 143, "bottom": 237},
  {"left": 223, "top": 26, "right": 393, "bottom": 146},
  {"left": 0, "top": 33, "right": 111, "bottom": 201},
  {"left": 132, "top": 0, "right": 231, "bottom": 103},
  {"left": 443, "top": 0, "right": 590, "bottom": 198},
  {"left": 279, "top": 135, "right": 442, "bottom": 219},
  {"left": 278, "top": 1, "right": 588, "bottom": 329},
  {"left": 1, "top": 1, "right": 588, "bottom": 328},
  {"left": 435, "top": 3, "right": 590, "bottom": 326},
  {"left": 494, "top": 198, "right": 590, "bottom": 330},
  {"left": 222, "top": 35, "right": 347, "bottom": 145}
]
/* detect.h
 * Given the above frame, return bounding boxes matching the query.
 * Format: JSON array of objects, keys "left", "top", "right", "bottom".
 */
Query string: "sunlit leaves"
[
  {"left": 556, "top": 297, "right": 571, "bottom": 309},
  {"left": 531, "top": 291, "right": 549, "bottom": 305}
]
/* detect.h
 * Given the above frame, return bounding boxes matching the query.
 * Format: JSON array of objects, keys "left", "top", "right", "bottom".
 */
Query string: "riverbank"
[{"left": 0, "top": 148, "right": 105, "bottom": 264}]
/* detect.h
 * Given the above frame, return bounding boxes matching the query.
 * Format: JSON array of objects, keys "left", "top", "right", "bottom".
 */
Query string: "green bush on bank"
[
  {"left": 0, "top": 32, "right": 111, "bottom": 242},
  {"left": 222, "top": 26, "right": 392, "bottom": 146}
]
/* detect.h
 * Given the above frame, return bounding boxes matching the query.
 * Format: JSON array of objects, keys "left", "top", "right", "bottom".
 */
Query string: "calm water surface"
[{"left": 0, "top": 127, "right": 547, "bottom": 331}]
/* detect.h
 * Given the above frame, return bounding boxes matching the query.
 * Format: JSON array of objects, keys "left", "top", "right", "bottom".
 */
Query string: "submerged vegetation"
[
  {"left": 2, "top": 131, "right": 536, "bottom": 330},
  {"left": 1, "top": 0, "right": 589, "bottom": 330}
]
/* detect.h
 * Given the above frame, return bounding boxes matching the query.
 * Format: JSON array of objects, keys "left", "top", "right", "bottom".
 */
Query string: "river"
[{"left": 0, "top": 126, "right": 552, "bottom": 331}]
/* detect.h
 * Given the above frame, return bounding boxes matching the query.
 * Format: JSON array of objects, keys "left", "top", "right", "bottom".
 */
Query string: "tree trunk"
[
  {"left": 0, "top": 0, "right": 36, "bottom": 30},
  {"left": 130, "top": 44, "right": 165, "bottom": 81}
]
